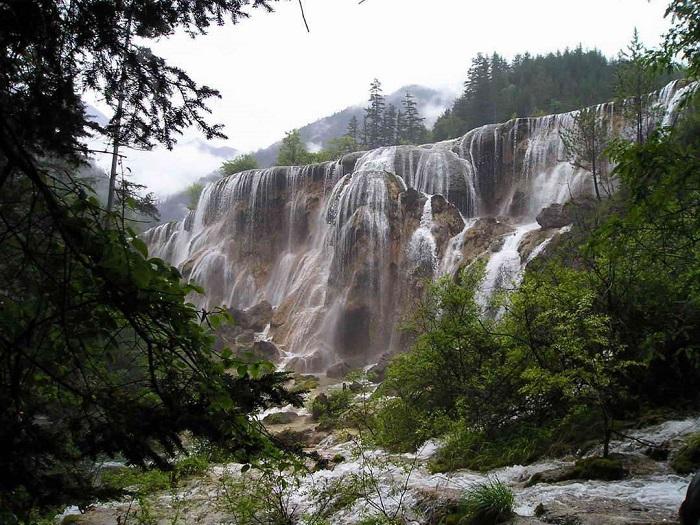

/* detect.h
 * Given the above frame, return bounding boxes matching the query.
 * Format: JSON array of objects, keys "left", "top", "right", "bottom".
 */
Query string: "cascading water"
[
  {"left": 407, "top": 197, "right": 438, "bottom": 274},
  {"left": 142, "top": 80, "right": 692, "bottom": 373}
]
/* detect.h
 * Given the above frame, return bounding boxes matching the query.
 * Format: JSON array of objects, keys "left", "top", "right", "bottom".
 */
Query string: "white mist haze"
[{"left": 86, "top": 0, "right": 672, "bottom": 197}]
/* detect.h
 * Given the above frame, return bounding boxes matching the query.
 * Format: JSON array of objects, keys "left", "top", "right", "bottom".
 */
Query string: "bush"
[
  {"left": 174, "top": 454, "right": 210, "bottom": 478},
  {"left": 430, "top": 423, "right": 553, "bottom": 473},
  {"left": 372, "top": 398, "right": 429, "bottom": 453},
  {"left": 459, "top": 479, "right": 515, "bottom": 525},
  {"left": 671, "top": 432, "right": 700, "bottom": 474},
  {"left": 310, "top": 388, "right": 354, "bottom": 428},
  {"left": 101, "top": 467, "right": 172, "bottom": 496}
]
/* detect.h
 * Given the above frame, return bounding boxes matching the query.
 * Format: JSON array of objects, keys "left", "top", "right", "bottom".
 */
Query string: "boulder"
[
  {"left": 286, "top": 351, "right": 326, "bottom": 374},
  {"left": 326, "top": 361, "right": 352, "bottom": 379},
  {"left": 262, "top": 411, "right": 300, "bottom": 425},
  {"left": 251, "top": 340, "right": 280, "bottom": 362},
  {"left": 235, "top": 331, "right": 255, "bottom": 345},
  {"left": 680, "top": 471, "right": 700, "bottom": 525},
  {"left": 536, "top": 203, "right": 572, "bottom": 229},
  {"left": 228, "top": 300, "right": 273, "bottom": 332},
  {"left": 245, "top": 301, "right": 273, "bottom": 331},
  {"left": 367, "top": 352, "right": 393, "bottom": 382}
]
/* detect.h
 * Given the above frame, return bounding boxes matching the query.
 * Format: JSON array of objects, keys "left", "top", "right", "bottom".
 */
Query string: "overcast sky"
[{"left": 87, "top": 0, "right": 673, "bottom": 197}]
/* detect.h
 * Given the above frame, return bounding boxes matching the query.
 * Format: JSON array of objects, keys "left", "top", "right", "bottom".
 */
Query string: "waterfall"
[
  {"left": 142, "top": 80, "right": 691, "bottom": 372},
  {"left": 407, "top": 197, "right": 438, "bottom": 274},
  {"left": 476, "top": 223, "right": 540, "bottom": 308}
]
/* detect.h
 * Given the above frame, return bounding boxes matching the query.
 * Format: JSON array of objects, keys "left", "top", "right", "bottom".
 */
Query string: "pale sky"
[{"left": 87, "top": 0, "right": 673, "bottom": 196}]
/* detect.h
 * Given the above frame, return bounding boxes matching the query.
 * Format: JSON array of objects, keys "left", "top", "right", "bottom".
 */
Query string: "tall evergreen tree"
[
  {"left": 364, "top": 78, "right": 386, "bottom": 149},
  {"left": 382, "top": 104, "right": 398, "bottom": 146},
  {"left": 401, "top": 92, "right": 426, "bottom": 144},
  {"left": 346, "top": 115, "right": 359, "bottom": 143},
  {"left": 616, "top": 28, "right": 658, "bottom": 144},
  {"left": 395, "top": 109, "right": 406, "bottom": 144}
]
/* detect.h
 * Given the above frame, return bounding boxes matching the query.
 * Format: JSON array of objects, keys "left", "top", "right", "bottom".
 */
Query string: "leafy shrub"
[
  {"left": 101, "top": 467, "right": 172, "bottom": 496},
  {"left": 459, "top": 479, "right": 515, "bottom": 525},
  {"left": 310, "top": 388, "right": 354, "bottom": 428},
  {"left": 671, "top": 432, "right": 700, "bottom": 474},
  {"left": 174, "top": 454, "right": 210, "bottom": 478},
  {"left": 372, "top": 398, "right": 434, "bottom": 453},
  {"left": 430, "top": 423, "right": 553, "bottom": 473}
]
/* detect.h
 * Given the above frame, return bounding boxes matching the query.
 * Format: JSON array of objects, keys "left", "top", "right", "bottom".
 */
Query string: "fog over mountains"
[
  {"left": 155, "top": 84, "right": 453, "bottom": 224},
  {"left": 252, "top": 85, "right": 453, "bottom": 168}
]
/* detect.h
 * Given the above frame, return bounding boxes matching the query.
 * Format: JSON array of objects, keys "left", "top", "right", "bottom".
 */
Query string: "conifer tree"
[
  {"left": 347, "top": 115, "right": 360, "bottom": 143},
  {"left": 401, "top": 92, "right": 426, "bottom": 144},
  {"left": 364, "top": 78, "right": 386, "bottom": 149},
  {"left": 616, "top": 28, "right": 658, "bottom": 144},
  {"left": 396, "top": 109, "right": 406, "bottom": 144},
  {"left": 382, "top": 104, "right": 398, "bottom": 146}
]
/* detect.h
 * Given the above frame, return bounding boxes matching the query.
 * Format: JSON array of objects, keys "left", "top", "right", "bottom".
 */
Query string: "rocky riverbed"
[{"left": 61, "top": 375, "right": 698, "bottom": 525}]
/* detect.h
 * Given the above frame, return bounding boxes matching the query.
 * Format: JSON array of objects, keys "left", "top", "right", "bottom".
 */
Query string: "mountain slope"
[{"left": 253, "top": 85, "right": 453, "bottom": 167}]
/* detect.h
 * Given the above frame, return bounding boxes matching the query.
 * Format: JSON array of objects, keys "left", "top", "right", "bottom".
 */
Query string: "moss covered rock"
[
  {"left": 671, "top": 432, "right": 700, "bottom": 474},
  {"left": 568, "top": 457, "right": 626, "bottom": 481}
]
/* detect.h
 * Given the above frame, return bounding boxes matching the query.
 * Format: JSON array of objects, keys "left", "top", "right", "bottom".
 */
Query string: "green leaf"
[{"left": 132, "top": 238, "right": 149, "bottom": 258}]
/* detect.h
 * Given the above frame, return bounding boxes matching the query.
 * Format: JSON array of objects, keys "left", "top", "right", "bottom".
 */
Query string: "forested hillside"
[{"left": 433, "top": 44, "right": 680, "bottom": 140}]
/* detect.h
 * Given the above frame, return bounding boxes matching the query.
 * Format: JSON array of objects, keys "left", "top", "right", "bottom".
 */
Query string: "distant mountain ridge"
[
  {"left": 152, "top": 84, "right": 453, "bottom": 223},
  {"left": 252, "top": 84, "right": 454, "bottom": 167}
]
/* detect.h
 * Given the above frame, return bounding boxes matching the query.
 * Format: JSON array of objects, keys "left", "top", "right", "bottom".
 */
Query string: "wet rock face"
[
  {"left": 536, "top": 203, "right": 572, "bottom": 229},
  {"left": 680, "top": 471, "right": 700, "bottom": 525},
  {"left": 326, "top": 361, "right": 352, "bottom": 379},
  {"left": 459, "top": 218, "right": 514, "bottom": 269},
  {"left": 142, "top": 82, "right": 685, "bottom": 372}
]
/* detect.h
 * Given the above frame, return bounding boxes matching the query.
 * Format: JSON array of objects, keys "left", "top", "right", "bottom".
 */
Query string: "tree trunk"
[
  {"left": 106, "top": 11, "right": 133, "bottom": 215},
  {"left": 602, "top": 408, "right": 611, "bottom": 458}
]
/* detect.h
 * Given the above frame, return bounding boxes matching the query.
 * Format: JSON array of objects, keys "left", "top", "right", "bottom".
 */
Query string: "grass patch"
[
  {"left": 671, "top": 432, "right": 700, "bottom": 474},
  {"left": 101, "top": 453, "right": 211, "bottom": 497},
  {"left": 430, "top": 424, "right": 553, "bottom": 473},
  {"left": 458, "top": 479, "right": 515, "bottom": 525},
  {"left": 101, "top": 467, "right": 172, "bottom": 496}
]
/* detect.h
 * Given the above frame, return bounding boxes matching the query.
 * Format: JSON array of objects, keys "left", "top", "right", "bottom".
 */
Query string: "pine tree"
[
  {"left": 396, "top": 109, "right": 406, "bottom": 144},
  {"left": 401, "top": 92, "right": 426, "bottom": 144},
  {"left": 347, "top": 115, "right": 359, "bottom": 143},
  {"left": 364, "top": 78, "right": 386, "bottom": 149},
  {"left": 616, "top": 28, "right": 658, "bottom": 144},
  {"left": 460, "top": 53, "right": 494, "bottom": 128},
  {"left": 382, "top": 104, "right": 398, "bottom": 146}
]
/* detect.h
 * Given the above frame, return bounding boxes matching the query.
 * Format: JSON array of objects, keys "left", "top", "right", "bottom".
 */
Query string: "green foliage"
[
  {"left": 277, "top": 129, "right": 316, "bottom": 166},
  {"left": 221, "top": 154, "right": 259, "bottom": 176},
  {"left": 671, "top": 433, "right": 700, "bottom": 474},
  {"left": 185, "top": 182, "right": 204, "bottom": 210},
  {"left": 382, "top": 265, "right": 518, "bottom": 436},
  {"left": 560, "top": 106, "right": 613, "bottom": 200},
  {"left": 433, "top": 47, "right": 677, "bottom": 140},
  {"left": 458, "top": 479, "right": 515, "bottom": 525},
  {"left": 0, "top": 143, "right": 301, "bottom": 523},
  {"left": 315, "top": 135, "right": 361, "bottom": 162},
  {"left": 371, "top": 398, "right": 431, "bottom": 453},
  {"left": 430, "top": 425, "right": 553, "bottom": 474},
  {"left": 102, "top": 467, "right": 172, "bottom": 497},
  {"left": 310, "top": 388, "right": 354, "bottom": 428}
]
